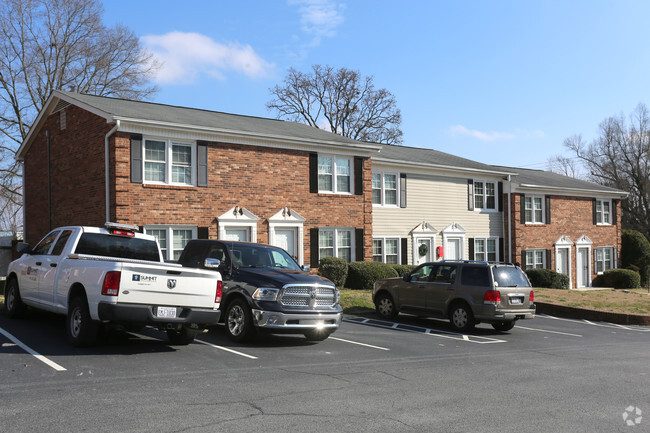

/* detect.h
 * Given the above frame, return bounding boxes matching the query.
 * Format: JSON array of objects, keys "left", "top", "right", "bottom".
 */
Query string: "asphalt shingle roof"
[{"left": 376, "top": 144, "right": 507, "bottom": 173}]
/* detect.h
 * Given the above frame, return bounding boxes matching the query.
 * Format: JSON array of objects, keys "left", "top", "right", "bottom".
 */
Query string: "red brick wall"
[
  {"left": 507, "top": 193, "right": 621, "bottom": 286},
  {"left": 111, "top": 136, "right": 373, "bottom": 263},
  {"left": 23, "top": 105, "right": 111, "bottom": 244}
]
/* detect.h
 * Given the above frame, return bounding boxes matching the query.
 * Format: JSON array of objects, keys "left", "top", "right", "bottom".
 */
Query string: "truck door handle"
[
  {"left": 50, "top": 263, "right": 57, "bottom": 268},
  {"left": 35, "top": 261, "right": 42, "bottom": 266}
]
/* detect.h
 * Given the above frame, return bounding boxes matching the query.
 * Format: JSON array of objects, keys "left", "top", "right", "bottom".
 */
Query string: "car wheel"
[
  {"left": 225, "top": 299, "right": 256, "bottom": 342},
  {"left": 449, "top": 302, "right": 476, "bottom": 332},
  {"left": 304, "top": 329, "right": 332, "bottom": 342},
  {"left": 67, "top": 296, "right": 99, "bottom": 347},
  {"left": 166, "top": 327, "right": 198, "bottom": 345},
  {"left": 4, "top": 279, "right": 26, "bottom": 318},
  {"left": 375, "top": 293, "right": 398, "bottom": 319},
  {"left": 492, "top": 321, "right": 515, "bottom": 332}
]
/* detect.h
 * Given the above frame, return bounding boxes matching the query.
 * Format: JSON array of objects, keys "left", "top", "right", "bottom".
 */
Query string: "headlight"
[
  {"left": 252, "top": 287, "right": 279, "bottom": 301},
  {"left": 335, "top": 288, "right": 341, "bottom": 303}
]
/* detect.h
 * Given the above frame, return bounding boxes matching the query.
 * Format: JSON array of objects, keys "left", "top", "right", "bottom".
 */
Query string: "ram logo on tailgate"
[{"left": 167, "top": 279, "right": 177, "bottom": 289}]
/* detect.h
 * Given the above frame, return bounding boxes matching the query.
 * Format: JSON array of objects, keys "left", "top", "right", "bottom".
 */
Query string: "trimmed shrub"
[
  {"left": 389, "top": 264, "right": 416, "bottom": 278},
  {"left": 621, "top": 230, "right": 650, "bottom": 287},
  {"left": 596, "top": 269, "right": 641, "bottom": 289},
  {"left": 525, "top": 268, "right": 570, "bottom": 289},
  {"left": 345, "top": 261, "right": 399, "bottom": 291},
  {"left": 318, "top": 257, "right": 348, "bottom": 287}
]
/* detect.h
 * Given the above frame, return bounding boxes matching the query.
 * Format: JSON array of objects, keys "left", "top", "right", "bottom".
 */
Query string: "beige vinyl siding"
[{"left": 373, "top": 173, "right": 503, "bottom": 264}]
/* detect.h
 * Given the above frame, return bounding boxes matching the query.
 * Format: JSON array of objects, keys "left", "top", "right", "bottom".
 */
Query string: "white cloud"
[
  {"left": 449, "top": 125, "right": 517, "bottom": 142},
  {"left": 289, "top": 0, "right": 345, "bottom": 47},
  {"left": 141, "top": 32, "right": 274, "bottom": 84}
]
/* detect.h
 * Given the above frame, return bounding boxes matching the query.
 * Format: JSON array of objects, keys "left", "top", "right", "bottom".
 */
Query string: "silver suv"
[{"left": 372, "top": 261, "right": 535, "bottom": 332}]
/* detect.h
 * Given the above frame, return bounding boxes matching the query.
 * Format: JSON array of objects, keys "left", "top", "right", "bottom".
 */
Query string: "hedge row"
[
  {"left": 525, "top": 268, "right": 570, "bottom": 289},
  {"left": 318, "top": 259, "right": 415, "bottom": 290},
  {"left": 592, "top": 269, "right": 641, "bottom": 289}
]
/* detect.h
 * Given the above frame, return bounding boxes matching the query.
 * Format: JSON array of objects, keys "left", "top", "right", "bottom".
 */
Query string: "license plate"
[
  {"left": 510, "top": 297, "right": 523, "bottom": 305},
  {"left": 157, "top": 306, "right": 177, "bottom": 318}
]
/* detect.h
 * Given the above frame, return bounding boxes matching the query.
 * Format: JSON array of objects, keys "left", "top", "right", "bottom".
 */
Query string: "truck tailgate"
[{"left": 117, "top": 264, "right": 218, "bottom": 309}]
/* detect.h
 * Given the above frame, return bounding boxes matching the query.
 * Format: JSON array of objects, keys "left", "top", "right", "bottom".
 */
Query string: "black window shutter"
[
  {"left": 197, "top": 227, "right": 209, "bottom": 239},
  {"left": 197, "top": 141, "right": 208, "bottom": 187},
  {"left": 468, "top": 238, "right": 475, "bottom": 260},
  {"left": 612, "top": 199, "right": 618, "bottom": 224},
  {"left": 401, "top": 238, "right": 408, "bottom": 264},
  {"left": 521, "top": 250, "right": 526, "bottom": 269},
  {"left": 592, "top": 199, "right": 597, "bottom": 225},
  {"left": 467, "top": 179, "right": 474, "bottom": 211},
  {"left": 130, "top": 134, "right": 143, "bottom": 183},
  {"left": 400, "top": 173, "right": 407, "bottom": 208},
  {"left": 355, "top": 228, "right": 364, "bottom": 261},
  {"left": 138, "top": 226, "right": 144, "bottom": 233},
  {"left": 354, "top": 157, "right": 363, "bottom": 195},
  {"left": 520, "top": 194, "right": 526, "bottom": 224},
  {"left": 309, "top": 153, "right": 318, "bottom": 193},
  {"left": 545, "top": 196, "right": 551, "bottom": 224},
  {"left": 546, "top": 249, "right": 552, "bottom": 270},
  {"left": 310, "top": 228, "right": 319, "bottom": 267},
  {"left": 499, "top": 238, "right": 504, "bottom": 262},
  {"left": 498, "top": 182, "right": 504, "bottom": 212}
]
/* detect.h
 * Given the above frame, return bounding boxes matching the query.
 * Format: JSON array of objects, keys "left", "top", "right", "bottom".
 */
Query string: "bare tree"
[
  {"left": 547, "top": 136, "right": 587, "bottom": 178},
  {"left": 0, "top": 0, "right": 159, "bottom": 230},
  {"left": 565, "top": 104, "right": 650, "bottom": 238},
  {"left": 267, "top": 65, "right": 402, "bottom": 144}
]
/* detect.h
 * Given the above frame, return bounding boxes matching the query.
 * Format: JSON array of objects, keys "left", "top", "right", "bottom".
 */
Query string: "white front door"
[
  {"left": 577, "top": 247, "right": 589, "bottom": 288},
  {"left": 415, "top": 238, "right": 432, "bottom": 265},
  {"left": 224, "top": 228, "right": 250, "bottom": 242},
  {"left": 274, "top": 228, "right": 297, "bottom": 259},
  {"left": 556, "top": 248, "right": 569, "bottom": 275},
  {"left": 446, "top": 238, "right": 461, "bottom": 260}
]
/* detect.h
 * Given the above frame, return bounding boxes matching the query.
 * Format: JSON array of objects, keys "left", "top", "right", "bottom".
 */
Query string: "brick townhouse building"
[{"left": 17, "top": 91, "right": 379, "bottom": 266}]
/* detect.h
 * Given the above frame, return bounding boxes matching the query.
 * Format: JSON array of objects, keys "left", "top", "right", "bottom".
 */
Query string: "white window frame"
[
  {"left": 319, "top": 228, "right": 355, "bottom": 262},
  {"left": 524, "top": 196, "right": 545, "bottom": 224},
  {"left": 525, "top": 249, "right": 546, "bottom": 269},
  {"left": 372, "top": 237, "right": 400, "bottom": 264},
  {"left": 144, "top": 225, "right": 197, "bottom": 261},
  {"left": 473, "top": 180, "right": 497, "bottom": 212},
  {"left": 372, "top": 171, "right": 399, "bottom": 207},
  {"left": 595, "top": 246, "right": 615, "bottom": 274},
  {"left": 595, "top": 199, "right": 612, "bottom": 225},
  {"left": 142, "top": 137, "right": 196, "bottom": 186},
  {"left": 318, "top": 155, "right": 354, "bottom": 195},
  {"left": 473, "top": 237, "right": 499, "bottom": 262}
]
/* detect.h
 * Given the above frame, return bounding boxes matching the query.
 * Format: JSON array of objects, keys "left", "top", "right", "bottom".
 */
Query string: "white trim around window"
[
  {"left": 524, "top": 249, "right": 546, "bottom": 269},
  {"left": 217, "top": 206, "right": 259, "bottom": 243},
  {"left": 319, "top": 227, "right": 354, "bottom": 262},
  {"left": 595, "top": 199, "right": 612, "bottom": 225},
  {"left": 473, "top": 179, "right": 497, "bottom": 211},
  {"left": 524, "top": 195, "right": 545, "bottom": 224},
  {"left": 143, "top": 137, "right": 196, "bottom": 186},
  {"left": 372, "top": 172, "right": 399, "bottom": 206},
  {"left": 595, "top": 246, "right": 615, "bottom": 274},
  {"left": 372, "top": 237, "right": 400, "bottom": 264},
  {"left": 318, "top": 155, "right": 354, "bottom": 194},
  {"left": 473, "top": 237, "right": 499, "bottom": 262},
  {"left": 144, "top": 225, "right": 197, "bottom": 261}
]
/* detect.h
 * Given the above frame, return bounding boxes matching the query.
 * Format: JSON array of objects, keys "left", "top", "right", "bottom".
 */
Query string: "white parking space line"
[
  {"left": 195, "top": 339, "right": 259, "bottom": 359},
  {"left": 537, "top": 314, "right": 650, "bottom": 332},
  {"left": 516, "top": 326, "right": 582, "bottom": 337},
  {"left": 0, "top": 327, "right": 66, "bottom": 372},
  {"left": 329, "top": 336, "right": 390, "bottom": 351}
]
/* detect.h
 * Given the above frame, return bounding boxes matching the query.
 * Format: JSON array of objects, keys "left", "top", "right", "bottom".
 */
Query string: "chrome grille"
[{"left": 279, "top": 284, "right": 337, "bottom": 309}]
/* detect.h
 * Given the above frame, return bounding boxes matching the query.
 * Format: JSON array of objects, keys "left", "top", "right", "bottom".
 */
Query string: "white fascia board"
[
  {"left": 115, "top": 117, "right": 382, "bottom": 157},
  {"left": 372, "top": 157, "right": 516, "bottom": 178},
  {"left": 16, "top": 91, "right": 114, "bottom": 161},
  {"left": 515, "top": 183, "right": 629, "bottom": 198}
]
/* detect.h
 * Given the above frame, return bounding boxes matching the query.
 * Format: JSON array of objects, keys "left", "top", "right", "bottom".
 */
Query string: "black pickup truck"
[{"left": 177, "top": 240, "right": 342, "bottom": 342}]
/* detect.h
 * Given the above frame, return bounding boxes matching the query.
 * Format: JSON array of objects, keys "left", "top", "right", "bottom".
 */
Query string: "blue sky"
[{"left": 102, "top": 0, "right": 650, "bottom": 169}]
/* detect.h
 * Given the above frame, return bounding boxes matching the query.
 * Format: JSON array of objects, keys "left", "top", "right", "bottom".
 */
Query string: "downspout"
[
  {"left": 105, "top": 120, "right": 120, "bottom": 223},
  {"left": 507, "top": 174, "right": 512, "bottom": 263},
  {"left": 46, "top": 129, "right": 51, "bottom": 231}
]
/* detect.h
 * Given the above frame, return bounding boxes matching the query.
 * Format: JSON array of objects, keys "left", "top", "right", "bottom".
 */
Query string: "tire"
[
  {"left": 449, "top": 302, "right": 476, "bottom": 332},
  {"left": 375, "top": 293, "right": 398, "bottom": 319},
  {"left": 224, "top": 298, "right": 256, "bottom": 342},
  {"left": 166, "top": 327, "right": 197, "bottom": 345},
  {"left": 304, "top": 329, "right": 332, "bottom": 342},
  {"left": 492, "top": 321, "right": 515, "bottom": 332},
  {"left": 67, "top": 296, "right": 100, "bottom": 347},
  {"left": 4, "top": 279, "right": 26, "bottom": 318}
]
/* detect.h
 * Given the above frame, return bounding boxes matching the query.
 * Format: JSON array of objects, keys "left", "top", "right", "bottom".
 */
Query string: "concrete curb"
[{"left": 535, "top": 302, "right": 650, "bottom": 326}]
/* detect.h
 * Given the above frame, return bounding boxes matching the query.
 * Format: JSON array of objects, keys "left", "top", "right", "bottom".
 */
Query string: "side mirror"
[
  {"left": 301, "top": 265, "right": 310, "bottom": 272},
  {"left": 16, "top": 242, "right": 31, "bottom": 254},
  {"left": 402, "top": 272, "right": 411, "bottom": 282},
  {"left": 204, "top": 258, "right": 221, "bottom": 269}
]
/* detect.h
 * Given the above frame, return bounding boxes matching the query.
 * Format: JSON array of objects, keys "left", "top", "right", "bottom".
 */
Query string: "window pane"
[
  {"left": 384, "top": 174, "right": 397, "bottom": 190},
  {"left": 318, "top": 156, "right": 332, "bottom": 174},
  {"left": 487, "top": 239, "right": 496, "bottom": 261},
  {"left": 318, "top": 174, "right": 332, "bottom": 191},
  {"left": 172, "top": 145, "right": 191, "bottom": 164},
  {"left": 535, "top": 251, "right": 544, "bottom": 268},
  {"left": 145, "top": 140, "right": 166, "bottom": 162},
  {"left": 372, "top": 189, "right": 382, "bottom": 204},
  {"left": 337, "top": 174, "right": 350, "bottom": 193},
  {"left": 385, "top": 239, "right": 398, "bottom": 255},
  {"left": 335, "top": 158, "right": 350, "bottom": 176},
  {"left": 385, "top": 190, "right": 397, "bottom": 205},
  {"left": 384, "top": 174, "right": 397, "bottom": 205},
  {"left": 338, "top": 247, "right": 351, "bottom": 262},
  {"left": 474, "top": 182, "right": 484, "bottom": 209},
  {"left": 372, "top": 174, "right": 382, "bottom": 204},
  {"left": 319, "top": 231, "right": 333, "bottom": 248},
  {"left": 337, "top": 231, "right": 351, "bottom": 248},
  {"left": 373, "top": 239, "right": 383, "bottom": 262},
  {"left": 145, "top": 162, "right": 165, "bottom": 182},
  {"left": 486, "top": 183, "right": 495, "bottom": 209},
  {"left": 147, "top": 229, "right": 167, "bottom": 259}
]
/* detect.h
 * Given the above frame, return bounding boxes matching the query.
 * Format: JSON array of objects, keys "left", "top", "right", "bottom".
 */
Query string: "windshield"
[
  {"left": 229, "top": 243, "right": 301, "bottom": 271},
  {"left": 492, "top": 266, "right": 531, "bottom": 288}
]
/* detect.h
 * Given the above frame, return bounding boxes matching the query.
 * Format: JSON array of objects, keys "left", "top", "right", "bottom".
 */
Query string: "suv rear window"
[
  {"left": 74, "top": 233, "right": 161, "bottom": 262},
  {"left": 492, "top": 266, "right": 531, "bottom": 288}
]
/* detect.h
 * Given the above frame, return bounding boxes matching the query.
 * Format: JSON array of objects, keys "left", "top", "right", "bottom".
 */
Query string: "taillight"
[
  {"left": 484, "top": 290, "right": 501, "bottom": 304},
  {"left": 102, "top": 271, "right": 121, "bottom": 296},
  {"left": 111, "top": 230, "right": 134, "bottom": 237},
  {"left": 529, "top": 290, "right": 534, "bottom": 303},
  {"left": 215, "top": 280, "right": 223, "bottom": 304}
]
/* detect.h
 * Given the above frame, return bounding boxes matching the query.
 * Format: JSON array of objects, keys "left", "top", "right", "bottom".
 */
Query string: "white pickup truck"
[{"left": 4, "top": 223, "right": 222, "bottom": 347}]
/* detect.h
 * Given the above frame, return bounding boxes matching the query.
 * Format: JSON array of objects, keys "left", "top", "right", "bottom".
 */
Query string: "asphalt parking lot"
[{"left": 1, "top": 310, "right": 648, "bottom": 432}]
